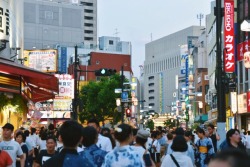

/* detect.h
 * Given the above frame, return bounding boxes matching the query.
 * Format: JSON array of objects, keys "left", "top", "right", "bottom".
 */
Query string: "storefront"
[{"left": 0, "top": 58, "right": 59, "bottom": 128}]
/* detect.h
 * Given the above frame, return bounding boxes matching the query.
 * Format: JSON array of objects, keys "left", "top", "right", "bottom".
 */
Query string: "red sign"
[
  {"left": 247, "top": 91, "right": 250, "bottom": 112},
  {"left": 224, "top": 0, "right": 235, "bottom": 73},
  {"left": 237, "top": 42, "right": 244, "bottom": 61}
]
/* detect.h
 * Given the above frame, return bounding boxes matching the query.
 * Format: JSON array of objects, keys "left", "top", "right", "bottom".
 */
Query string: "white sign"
[
  {"left": 55, "top": 74, "right": 74, "bottom": 98},
  {"left": 230, "top": 92, "right": 237, "bottom": 114},
  {"left": 0, "top": 1, "right": 10, "bottom": 41}
]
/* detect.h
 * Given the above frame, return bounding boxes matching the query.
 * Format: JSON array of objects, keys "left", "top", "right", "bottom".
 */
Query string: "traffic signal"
[
  {"left": 95, "top": 68, "right": 117, "bottom": 76},
  {"left": 126, "top": 108, "right": 131, "bottom": 117}
]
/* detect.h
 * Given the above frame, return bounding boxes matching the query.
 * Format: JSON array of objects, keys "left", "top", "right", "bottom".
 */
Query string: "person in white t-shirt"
[
  {"left": 87, "top": 118, "right": 112, "bottom": 152},
  {"left": 0, "top": 123, "right": 25, "bottom": 167}
]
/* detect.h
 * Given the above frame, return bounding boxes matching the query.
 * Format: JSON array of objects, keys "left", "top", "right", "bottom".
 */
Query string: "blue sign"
[
  {"left": 60, "top": 47, "right": 67, "bottom": 74},
  {"left": 121, "top": 92, "right": 128, "bottom": 101}
]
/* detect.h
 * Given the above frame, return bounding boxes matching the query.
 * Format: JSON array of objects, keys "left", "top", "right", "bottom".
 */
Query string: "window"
[
  {"left": 109, "top": 40, "right": 114, "bottom": 45},
  {"left": 45, "top": 11, "right": 53, "bottom": 19},
  {"left": 84, "top": 30, "right": 93, "bottom": 34},
  {"left": 84, "top": 23, "right": 93, "bottom": 27},
  {"left": 84, "top": 9, "right": 93, "bottom": 13},
  {"left": 149, "top": 90, "right": 154, "bottom": 93},
  {"left": 84, "top": 37, "right": 93, "bottom": 41},
  {"left": 84, "top": 16, "right": 93, "bottom": 20},
  {"left": 149, "top": 76, "right": 154, "bottom": 80},
  {"left": 149, "top": 96, "right": 154, "bottom": 100},
  {"left": 149, "top": 83, "right": 154, "bottom": 86},
  {"left": 83, "top": 2, "right": 93, "bottom": 6},
  {"left": 149, "top": 103, "right": 155, "bottom": 106}
]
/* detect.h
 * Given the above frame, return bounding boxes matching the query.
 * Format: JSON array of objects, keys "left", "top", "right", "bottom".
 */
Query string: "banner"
[
  {"left": 224, "top": 0, "right": 235, "bottom": 73},
  {"left": 247, "top": 91, "right": 250, "bottom": 112}
]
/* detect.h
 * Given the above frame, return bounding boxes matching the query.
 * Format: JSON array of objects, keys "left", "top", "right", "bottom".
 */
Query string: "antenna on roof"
[{"left": 197, "top": 13, "right": 204, "bottom": 26}]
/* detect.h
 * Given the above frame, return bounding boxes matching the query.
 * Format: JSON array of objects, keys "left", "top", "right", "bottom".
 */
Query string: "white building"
[{"left": 143, "top": 26, "right": 204, "bottom": 114}]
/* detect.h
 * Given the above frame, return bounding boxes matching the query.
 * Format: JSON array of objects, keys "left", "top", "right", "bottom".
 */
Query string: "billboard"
[
  {"left": 0, "top": 1, "right": 10, "bottom": 41},
  {"left": 224, "top": 0, "right": 235, "bottom": 73},
  {"left": 23, "top": 49, "right": 58, "bottom": 72}
]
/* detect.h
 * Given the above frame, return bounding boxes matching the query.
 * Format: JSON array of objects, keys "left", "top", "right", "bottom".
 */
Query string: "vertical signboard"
[
  {"left": 224, "top": 0, "right": 235, "bottom": 73},
  {"left": 0, "top": 1, "right": 10, "bottom": 41},
  {"left": 180, "top": 44, "right": 188, "bottom": 74},
  {"left": 60, "top": 47, "right": 67, "bottom": 74},
  {"left": 247, "top": 91, "right": 250, "bottom": 112}
]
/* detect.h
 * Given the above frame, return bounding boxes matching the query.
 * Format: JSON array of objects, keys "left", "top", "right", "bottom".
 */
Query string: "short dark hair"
[
  {"left": 87, "top": 118, "right": 100, "bottom": 127},
  {"left": 24, "top": 130, "right": 30, "bottom": 137},
  {"left": 226, "top": 129, "right": 240, "bottom": 144},
  {"left": 15, "top": 131, "right": 26, "bottom": 142},
  {"left": 59, "top": 120, "right": 83, "bottom": 148},
  {"left": 46, "top": 136, "right": 56, "bottom": 143},
  {"left": 82, "top": 126, "right": 98, "bottom": 147},
  {"left": 151, "top": 131, "right": 160, "bottom": 138},
  {"left": 196, "top": 128, "right": 205, "bottom": 135},
  {"left": 167, "top": 133, "right": 173, "bottom": 140},
  {"left": 132, "top": 128, "right": 138, "bottom": 136},
  {"left": 207, "top": 124, "right": 215, "bottom": 129},
  {"left": 175, "top": 127, "right": 184, "bottom": 135},
  {"left": 31, "top": 127, "right": 36, "bottom": 135},
  {"left": 135, "top": 136, "right": 147, "bottom": 148},
  {"left": 114, "top": 124, "right": 132, "bottom": 142},
  {"left": 171, "top": 135, "right": 188, "bottom": 152}
]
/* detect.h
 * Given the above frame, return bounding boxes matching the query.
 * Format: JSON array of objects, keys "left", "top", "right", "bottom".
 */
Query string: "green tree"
[
  {"left": 78, "top": 74, "right": 123, "bottom": 125},
  {"left": 146, "top": 119, "right": 154, "bottom": 131},
  {"left": 163, "top": 119, "right": 175, "bottom": 129}
]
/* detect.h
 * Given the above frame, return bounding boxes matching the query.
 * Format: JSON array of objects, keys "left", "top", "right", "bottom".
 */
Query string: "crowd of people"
[{"left": 0, "top": 119, "right": 250, "bottom": 167}]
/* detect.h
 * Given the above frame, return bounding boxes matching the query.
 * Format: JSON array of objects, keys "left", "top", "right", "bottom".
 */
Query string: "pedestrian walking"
[
  {"left": 0, "top": 123, "right": 25, "bottom": 167},
  {"left": 88, "top": 118, "right": 112, "bottom": 152},
  {"left": 33, "top": 136, "right": 58, "bottom": 167},
  {"left": 102, "top": 124, "right": 143, "bottom": 167},
  {"left": 43, "top": 120, "right": 91, "bottom": 167},
  {"left": 15, "top": 131, "right": 29, "bottom": 167},
  {"left": 195, "top": 128, "right": 215, "bottom": 167},
  {"left": 207, "top": 124, "right": 220, "bottom": 153},
  {"left": 80, "top": 126, "right": 107, "bottom": 167},
  {"left": 220, "top": 129, "right": 246, "bottom": 153},
  {"left": 161, "top": 135, "right": 193, "bottom": 167}
]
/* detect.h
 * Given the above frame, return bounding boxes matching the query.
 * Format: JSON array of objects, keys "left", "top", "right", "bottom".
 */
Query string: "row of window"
[{"left": 144, "top": 55, "right": 180, "bottom": 74}]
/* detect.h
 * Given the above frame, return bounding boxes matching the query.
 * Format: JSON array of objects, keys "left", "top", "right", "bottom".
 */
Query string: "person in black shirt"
[
  {"left": 33, "top": 136, "right": 58, "bottom": 167},
  {"left": 207, "top": 124, "right": 220, "bottom": 153}
]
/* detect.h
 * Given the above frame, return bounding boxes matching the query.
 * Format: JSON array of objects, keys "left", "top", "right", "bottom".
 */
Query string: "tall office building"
[
  {"left": 23, "top": 0, "right": 97, "bottom": 50},
  {"left": 143, "top": 26, "right": 204, "bottom": 114}
]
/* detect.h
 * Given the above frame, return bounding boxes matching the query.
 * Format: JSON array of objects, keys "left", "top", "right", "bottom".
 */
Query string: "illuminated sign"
[
  {"left": 23, "top": 50, "right": 58, "bottom": 72},
  {"left": 224, "top": 0, "right": 235, "bottom": 73},
  {"left": 55, "top": 74, "right": 74, "bottom": 99}
]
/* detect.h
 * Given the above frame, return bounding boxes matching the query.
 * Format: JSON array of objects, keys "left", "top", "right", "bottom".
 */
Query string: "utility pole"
[
  {"left": 215, "top": 0, "right": 226, "bottom": 144},
  {"left": 121, "top": 66, "right": 124, "bottom": 123},
  {"left": 72, "top": 45, "right": 78, "bottom": 120}
]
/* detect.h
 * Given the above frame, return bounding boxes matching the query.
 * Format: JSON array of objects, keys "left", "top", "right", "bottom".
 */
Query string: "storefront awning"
[{"left": 0, "top": 58, "right": 59, "bottom": 102}]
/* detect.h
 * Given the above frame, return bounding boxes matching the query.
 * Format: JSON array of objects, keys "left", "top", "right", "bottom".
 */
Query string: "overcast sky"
[{"left": 98, "top": 0, "right": 212, "bottom": 77}]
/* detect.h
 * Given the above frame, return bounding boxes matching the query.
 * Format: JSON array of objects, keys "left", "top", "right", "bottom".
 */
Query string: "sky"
[{"left": 98, "top": 0, "right": 212, "bottom": 77}]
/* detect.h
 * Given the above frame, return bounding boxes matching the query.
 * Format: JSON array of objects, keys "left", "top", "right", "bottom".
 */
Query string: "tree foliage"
[
  {"left": 146, "top": 119, "right": 155, "bottom": 131},
  {"left": 78, "top": 74, "right": 124, "bottom": 125}
]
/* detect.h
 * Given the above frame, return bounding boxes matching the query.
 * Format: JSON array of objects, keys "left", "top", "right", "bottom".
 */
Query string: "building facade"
[
  {"left": 23, "top": 0, "right": 97, "bottom": 50},
  {"left": 143, "top": 26, "right": 204, "bottom": 115}
]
